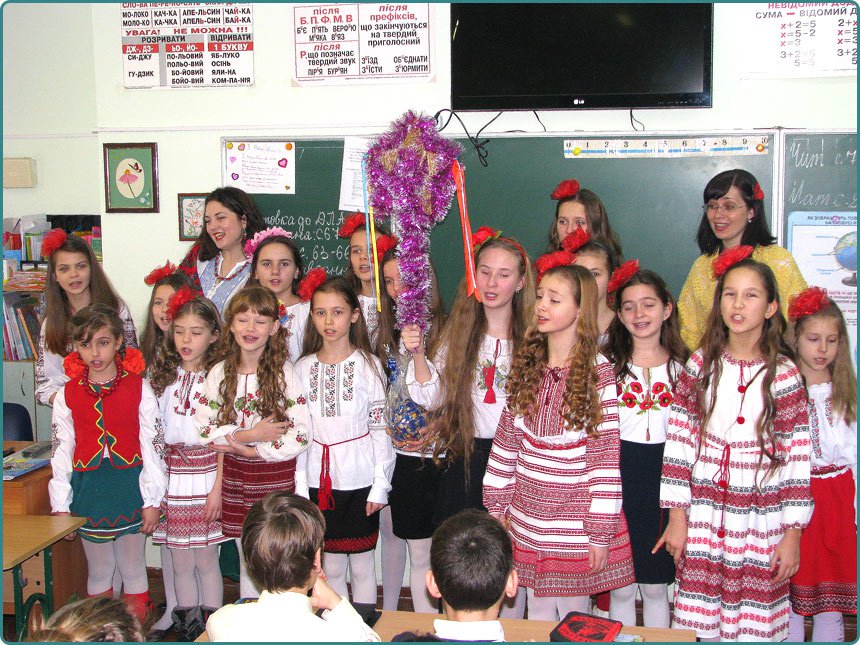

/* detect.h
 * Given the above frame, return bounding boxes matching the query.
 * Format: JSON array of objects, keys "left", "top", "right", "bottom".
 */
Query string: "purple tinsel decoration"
[{"left": 366, "top": 111, "right": 462, "bottom": 333}]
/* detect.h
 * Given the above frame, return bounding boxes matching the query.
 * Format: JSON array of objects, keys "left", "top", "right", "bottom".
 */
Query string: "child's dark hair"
[
  {"left": 302, "top": 276, "right": 370, "bottom": 354},
  {"left": 696, "top": 169, "right": 776, "bottom": 255},
  {"left": 241, "top": 492, "right": 325, "bottom": 593},
  {"left": 70, "top": 303, "right": 124, "bottom": 347},
  {"left": 45, "top": 235, "right": 123, "bottom": 355},
  {"left": 217, "top": 286, "right": 290, "bottom": 426},
  {"left": 604, "top": 269, "right": 689, "bottom": 385},
  {"left": 196, "top": 187, "right": 267, "bottom": 262},
  {"left": 248, "top": 234, "right": 304, "bottom": 297},
  {"left": 548, "top": 187, "right": 623, "bottom": 259},
  {"left": 430, "top": 509, "right": 513, "bottom": 612},
  {"left": 791, "top": 299, "right": 857, "bottom": 424},
  {"left": 28, "top": 596, "right": 144, "bottom": 642},
  {"left": 140, "top": 272, "right": 194, "bottom": 367},
  {"left": 698, "top": 259, "right": 793, "bottom": 480},
  {"left": 149, "top": 296, "right": 222, "bottom": 397}
]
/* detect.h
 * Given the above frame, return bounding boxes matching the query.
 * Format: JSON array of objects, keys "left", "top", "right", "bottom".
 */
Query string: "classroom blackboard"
[{"left": 238, "top": 134, "right": 777, "bottom": 306}]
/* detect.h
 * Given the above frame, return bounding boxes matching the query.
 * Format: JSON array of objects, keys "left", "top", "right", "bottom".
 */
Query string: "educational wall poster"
[
  {"left": 787, "top": 211, "right": 857, "bottom": 359},
  {"left": 224, "top": 141, "right": 295, "bottom": 194},
  {"left": 339, "top": 137, "right": 373, "bottom": 213},
  {"left": 121, "top": 3, "right": 254, "bottom": 88},
  {"left": 734, "top": 3, "right": 857, "bottom": 78},
  {"left": 293, "top": 3, "right": 432, "bottom": 85}
]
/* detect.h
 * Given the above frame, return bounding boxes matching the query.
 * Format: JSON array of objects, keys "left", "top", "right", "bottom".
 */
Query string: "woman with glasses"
[{"left": 677, "top": 169, "right": 807, "bottom": 350}]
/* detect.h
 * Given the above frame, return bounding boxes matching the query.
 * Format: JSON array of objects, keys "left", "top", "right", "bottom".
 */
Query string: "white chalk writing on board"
[{"left": 225, "top": 141, "right": 296, "bottom": 194}]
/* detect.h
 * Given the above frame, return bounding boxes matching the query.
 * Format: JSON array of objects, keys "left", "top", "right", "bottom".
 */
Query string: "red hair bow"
[
  {"left": 712, "top": 245, "right": 754, "bottom": 278},
  {"left": 144, "top": 260, "right": 177, "bottom": 286},
  {"left": 560, "top": 228, "right": 590, "bottom": 253},
  {"left": 788, "top": 286, "right": 830, "bottom": 322},
  {"left": 337, "top": 213, "right": 366, "bottom": 239},
  {"left": 471, "top": 226, "right": 501, "bottom": 252},
  {"left": 752, "top": 183, "right": 765, "bottom": 201},
  {"left": 63, "top": 352, "right": 87, "bottom": 381},
  {"left": 296, "top": 267, "right": 328, "bottom": 302},
  {"left": 42, "top": 228, "right": 68, "bottom": 259},
  {"left": 166, "top": 285, "right": 197, "bottom": 320},
  {"left": 551, "top": 178, "right": 581, "bottom": 200},
  {"left": 375, "top": 234, "right": 398, "bottom": 262},
  {"left": 122, "top": 348, "right": 146, "bottom": 376},
  {"left": 608, "top": 259, "right": 640, "bottom": 294},
  {"left": 535, "top": 250, "right": 575, "bottom": 283}
]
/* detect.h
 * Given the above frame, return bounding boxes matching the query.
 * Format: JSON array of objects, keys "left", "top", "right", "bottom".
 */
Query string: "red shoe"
[{"left": 122, "top": 591, "right": 154, "bottom": 625}]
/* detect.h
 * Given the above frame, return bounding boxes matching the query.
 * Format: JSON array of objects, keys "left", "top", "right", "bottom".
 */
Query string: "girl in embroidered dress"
[
  {"left": 194, "top": 286, "right": 312, "bottom": 600},
  {"left": 483, "top": 262, "right": 634, "bottom": 621},
  {"left": 49, "top": 303, "right": 166, "bottom": 624},
  {"left": 408, "top": 229, "right": 535, "bottom": 531},
  {"left": 374, "top": 246, "right": 447, "bottom": 613},
  {"left": 337, "top": 212, "right": 393, "bottom": 343},
  {"left": 149, "top": 290, "right": 228, "bottom": 641},
  {"left": 294, "top": 274, "right": 396, "bottom": 607},
  {"left": 37, "top": 229, "right": 138, "bottom": 408},
  {"left": 547, "top": 178, "right": 623, "bottom": 259},
  {"left": 603, "top": 264, "right": 688, "bottom": 628},
  {"left": 655, "top": 250, "right": 813, "bottom": 642},
  {"left": 175, "top": 187, "right": 267, "bottom": 315},
  {"left": 786, "top": 288, "right": 857, "bottom": 642},
  {"left": 246, "top": 227, "right": 308, "bottom": 363}
]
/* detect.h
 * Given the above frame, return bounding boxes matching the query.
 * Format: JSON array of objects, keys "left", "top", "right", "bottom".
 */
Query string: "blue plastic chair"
[{"left": 3, "top": 402, "right": 34, "bottom": 442}]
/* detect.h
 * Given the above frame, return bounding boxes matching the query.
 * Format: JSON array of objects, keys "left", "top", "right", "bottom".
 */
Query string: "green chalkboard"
[{"left": 241, "top": 134, "right": 777, "bottom": 306}]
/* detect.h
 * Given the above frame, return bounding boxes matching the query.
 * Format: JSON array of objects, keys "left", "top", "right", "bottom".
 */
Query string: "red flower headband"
[
  {"left": 551, "top": 178, "right": 581, "bottom": 200},
  {"left": 166, "top": 285, "right": 198, "bottom": 320},
  {"left": 243, "top": 226, "right": 293, "bottom": 257},
  {"left": 607, "top": 259, "right": 640, "bottom": 294},
  {"left": 788, "top": 286, "right": 830, "bottom": 323},
  {"left": 535, "top": 250, "right": 575, "bottom": 283},
  {"left": 42, "top": 228, "right": 68, "bottom": 258},
  {"left": 472, "top": 226, "right": 528, "bottom": 267},
  {"left": 296, "top": 267, "right": 328, "bottom": 302},
  {"left": 712, "top": 245, "right": 754, "bottom": 278},
  {"left": 560, "top": 228, "right": 590, "bottom": 254},
  {"left": 375, "top": 234, "right": 398, "bottom": 262},
  {"left": 144, "top": 260, "right": 177, "bottom": 286},
  {"left": 337, "top": 213, "right": 366, "bottom": 239},
  {"left": 752, "top": 183, "right": 765, "bottom": 201}
]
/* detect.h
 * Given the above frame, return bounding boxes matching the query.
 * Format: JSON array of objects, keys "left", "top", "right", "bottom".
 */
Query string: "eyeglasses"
[{"left": 703, "top": 202, "right": 747, "bottom": 214}]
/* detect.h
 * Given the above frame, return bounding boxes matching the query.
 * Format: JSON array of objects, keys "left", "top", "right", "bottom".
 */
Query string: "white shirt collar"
[{"left": 433, "top": 618, "right": 505, "bottom": 642}]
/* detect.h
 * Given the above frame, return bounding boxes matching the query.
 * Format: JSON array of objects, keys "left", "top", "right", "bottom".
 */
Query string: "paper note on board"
[
  {"left": 224, "top": 141, "right": 296, "bottom": 194},
  {"left": 339, "top": 136, "right": 372, "bottom": 212}
]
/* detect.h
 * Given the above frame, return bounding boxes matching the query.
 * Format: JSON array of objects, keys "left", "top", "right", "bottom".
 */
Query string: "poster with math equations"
[{"left": 121, "top": 3, "right": 254, "bottom": 88}]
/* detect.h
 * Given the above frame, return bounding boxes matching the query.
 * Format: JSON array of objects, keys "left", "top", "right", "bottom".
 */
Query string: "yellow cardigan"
[{"left": 678, "top": 245, "right": 808, "bottom": 350}]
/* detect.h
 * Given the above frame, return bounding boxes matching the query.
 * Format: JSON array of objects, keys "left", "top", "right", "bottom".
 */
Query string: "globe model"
[{"left": 834, "top": 231, "right": 857, "bottom": 287}]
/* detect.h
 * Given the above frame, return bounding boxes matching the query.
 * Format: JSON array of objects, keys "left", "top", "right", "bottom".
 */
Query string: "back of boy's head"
[
  {"left": 430, "top": 509, "right": 513, "bottom": 612},
  {"left": 241, "top": 492, "right": 325, "bottom": 593},
  {"left": 28, "top": 596, "right": 144, "bottom": 642}
]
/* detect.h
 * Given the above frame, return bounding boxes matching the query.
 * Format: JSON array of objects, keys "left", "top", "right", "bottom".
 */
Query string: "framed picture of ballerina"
[{"left": 103, "top": 142, "right": 159, "bottom": 213}]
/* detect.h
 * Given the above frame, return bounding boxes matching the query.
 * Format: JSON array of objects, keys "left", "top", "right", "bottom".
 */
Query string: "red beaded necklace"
[{"left": 83, "top": 355, "right": 124, "bottom": 399}]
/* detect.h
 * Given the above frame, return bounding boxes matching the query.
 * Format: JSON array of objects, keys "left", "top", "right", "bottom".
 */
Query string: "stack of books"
[{"left": 3, "top": 290, "right": 43, "bottom": 360}]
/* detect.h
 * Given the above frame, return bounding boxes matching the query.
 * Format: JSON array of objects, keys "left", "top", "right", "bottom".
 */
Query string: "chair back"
[{"left": 3, "top": 402, "right": 34, "bottom": 442}]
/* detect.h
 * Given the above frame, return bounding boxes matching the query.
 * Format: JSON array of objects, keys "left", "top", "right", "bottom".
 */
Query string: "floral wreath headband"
[
  {"left": 375, "top": 234, "right": 398, "bottom": 263},
  {"left": 788, "top": 286, "right": 830, "bottom": 323},
  {"left": 607, "top": 259, "right": 640, "bottom": 295},
  {"left": 244, "top": 226, "right": 293, "bottom": 258},
  {"left": 752, "top": 183, "right": 765, "bottom": 201},
  {"left": 337, "top": 212, "right": 367, "bottom": 239},
  {"left": 471, "top": 226, "right": 528, "bottom": 266},
  {"left": 166, "top": 285, "right": 199, "bottom": 320},
  {"left": 712, "top": 245, "right": 754, "bottom": 278},
  {"left": 535, "top": 250, "right": 575, "bottom": 283},
  {"left": 41, "top": 228, "right": 69, "bottom": 258},
  {"left": 296, "top": 267, "right": 328, "bottom": 302},
  {"left": 551, "top": 178, "right": 581, "bottom": 200},
  {"left": 144, "top": 260, "right": 177, "bottom": 286}
]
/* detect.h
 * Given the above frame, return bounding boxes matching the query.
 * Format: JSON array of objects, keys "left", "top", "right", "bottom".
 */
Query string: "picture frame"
[
  {"left": 177, "top": 193, "right": 207, "bottom": 241},
  {"left": 103, "top": 143, "right": 159, "bottom": 213}
]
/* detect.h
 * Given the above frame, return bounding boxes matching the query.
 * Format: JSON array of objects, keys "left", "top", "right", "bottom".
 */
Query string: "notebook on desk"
[{"left": 3, "top": 441, "right": 51, "bottom": 480}]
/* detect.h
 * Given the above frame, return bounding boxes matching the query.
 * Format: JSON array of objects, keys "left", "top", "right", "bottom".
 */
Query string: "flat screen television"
[{"left": 451, "top": 3, "right": 713, "bottom": 111}]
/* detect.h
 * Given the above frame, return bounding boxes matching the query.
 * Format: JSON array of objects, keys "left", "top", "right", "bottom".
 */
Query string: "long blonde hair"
[
  {"left": 432, "top": 237, "right": 536, "bottom": 463},
  {"left": 507, "top": 264, "right": 604, "bottom": 436},
  {"left": 216, "top": 286, "right": 290, "bottom": 425}
]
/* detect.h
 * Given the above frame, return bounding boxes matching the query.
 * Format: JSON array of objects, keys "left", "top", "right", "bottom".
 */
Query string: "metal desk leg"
[{"left": 14, "top": 545, "right": 53, "bottom": 641}]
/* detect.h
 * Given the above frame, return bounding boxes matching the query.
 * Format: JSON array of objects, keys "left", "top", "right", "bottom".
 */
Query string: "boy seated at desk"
[
  {"left": 394, "top": 509, "right": 519, "bottom": 642},
  {"left": 205, "top": 492, "right": 380, "bottom": 642}
]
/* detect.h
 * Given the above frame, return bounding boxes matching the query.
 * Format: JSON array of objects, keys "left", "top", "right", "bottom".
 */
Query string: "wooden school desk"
[
  {"left": 3, "top": 441, "right": 88, "bottom": 621},
  {"left": 195, "top": 609, "right": 697, "bottom": 642},
  {"left": 3, "top": 514, "right": 86, "bottom": 639}
]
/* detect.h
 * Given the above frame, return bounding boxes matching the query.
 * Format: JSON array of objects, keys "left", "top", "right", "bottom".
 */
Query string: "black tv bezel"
[{"left": 450, "top": 3, "right": 714, "bottom": 112}]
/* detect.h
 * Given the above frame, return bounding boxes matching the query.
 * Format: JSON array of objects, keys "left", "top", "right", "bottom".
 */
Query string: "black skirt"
[
  {"left": 433, "top": 437, "right": 493, "bottom": 527},
  {"left": 619, "top": 440, "right": 675, "bottom": 584},
  {"left": 309, "top": 486, "right": 379, "bottom": 554},
  {"left": 389, "top": 453, "right": 442, "bottom": 540}
]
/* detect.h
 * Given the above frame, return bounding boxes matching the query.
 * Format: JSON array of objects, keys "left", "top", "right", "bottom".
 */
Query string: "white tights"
[
  {"left": 151, "top": 547, "right": 178, "bottom": 631},
  {"left": 82, "top": 533, "right": 148, "bottom": 596},
  {"left": 405, "top": 538, "right": 436, "bottom": 613},
  {"left": 235, "top": 538, "right": 260, "bottom": 599},
  {"left": 788, "top": 608, "right": 844, "bottom": 642},
  {"left": 379, "top": 507, "right": 407, "bottom": 610},
  {"left": 609, "top": 583, "right": 670, "bottom": 628},
  {"left": 500, "top": 587, "right": 526, "bottom": 619},
  {"left": 324, "top": 550, "right": 377, "bottom": 604},
  {"left": 525, "top": 588, "right": 590, "bottom": 622},
  {"left": 171, "top": 545, "right": 223, "bottom": 608}
]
